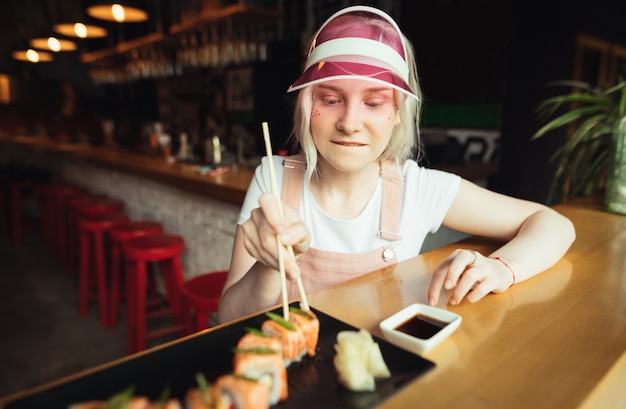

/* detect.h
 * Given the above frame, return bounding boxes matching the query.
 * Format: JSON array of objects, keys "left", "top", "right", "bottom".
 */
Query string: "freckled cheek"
[{"left": 309, "top": 112, "right": 323, "bottom": 134}]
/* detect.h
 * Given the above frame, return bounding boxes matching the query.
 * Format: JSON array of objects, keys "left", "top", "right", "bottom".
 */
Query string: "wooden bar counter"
[{"left": 0, "top": 135, "right": 254, "bottom": 206}]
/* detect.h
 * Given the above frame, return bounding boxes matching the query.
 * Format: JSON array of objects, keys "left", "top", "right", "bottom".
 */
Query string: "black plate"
[{"left": 4, "top": 305, "right": 434, "bottom": 409}]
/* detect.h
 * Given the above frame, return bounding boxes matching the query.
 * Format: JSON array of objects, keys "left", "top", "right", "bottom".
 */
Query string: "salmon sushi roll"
[
  {"left": 185, "top": 386, "right": 226, "bottom": 409},
  {"left": 289, "top": 308, "right": 319, "bottom": 357},
  {"left": 233, "top": 348, "right": 288, "bottom": 404},
  {"left": 261, "top": 313, "right": 307, "bottom": 365},
  {"left": 237, "top": 329, "right": 284, "bottom": 356},
  {"left": 69, "top": 395, "right": 170, "bottom": 409},
  {"left": 151, "top": 399, "right": 182, "bottom": 409},
  {"left": 214, "top": 374, "right": 271, "bottom": 409}
]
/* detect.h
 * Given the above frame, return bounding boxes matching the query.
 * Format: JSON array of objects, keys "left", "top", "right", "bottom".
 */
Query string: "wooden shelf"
[
  {"left": 80, "top": 32, "right": 168, "bottom": 64},
  {"left": 80, "top": 5, "right": 282, "bottom": 65}
]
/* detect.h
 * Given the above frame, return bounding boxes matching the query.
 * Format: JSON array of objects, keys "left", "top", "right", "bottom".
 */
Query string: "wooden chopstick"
[{"left": 261, "top": 122, "right": 310, "bottom": 319}]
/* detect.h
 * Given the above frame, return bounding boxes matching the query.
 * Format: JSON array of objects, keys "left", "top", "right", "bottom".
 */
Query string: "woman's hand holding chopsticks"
[
  {"left": 219, "top": 121, "right": 310, "bottom": 323},
  {"left": 241, "top": 192, "right": 311, "bottom": 281}
]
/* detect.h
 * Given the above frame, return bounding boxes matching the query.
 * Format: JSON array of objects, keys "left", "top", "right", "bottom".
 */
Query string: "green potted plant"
[{"left": 532, "top": 79, "right": 626, "bottom": 214}]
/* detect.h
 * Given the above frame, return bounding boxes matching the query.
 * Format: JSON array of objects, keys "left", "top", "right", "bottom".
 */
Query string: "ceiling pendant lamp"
[
  {"left": 11, "top": 49, "right": 54, "bottom": 63},
  {"left": 53, "top": 22, "right": 108, "bottom": 39},
  {"left": 86, "top": 2, "right": 149, "bottom": 23},
  {"left": 29, "top": 36, "right": 78, "bottom": 52}
]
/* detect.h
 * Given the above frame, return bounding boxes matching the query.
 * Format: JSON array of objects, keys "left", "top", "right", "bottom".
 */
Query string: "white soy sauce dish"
[{"left": 379, "top": 303, "right": 462, "bottom": 355}]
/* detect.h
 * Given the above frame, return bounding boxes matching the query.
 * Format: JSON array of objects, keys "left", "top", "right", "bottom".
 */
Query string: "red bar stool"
[
  {"left": 123, "top": 234, "right": 186, "bottom": 354},
  {"left": 8, "top": 179, "right": 41, "bottom": 248},
  {"left": 40, "top": 184, "right": 85, "bottom": 257},
  {"left": 65, "top": 194, "right": 110, "bottom": 273},
  {"left": 108, "top": 221, "right": 164, "bottom": 330},
  {"left": 55, "top": 190, "right": 97, "bottom": 265},
  {"left": 181, "top": 270, "right": 228, "bottom": 334},
  {"left": 78, "top": 213, "right": 130, "bottom": 328}
]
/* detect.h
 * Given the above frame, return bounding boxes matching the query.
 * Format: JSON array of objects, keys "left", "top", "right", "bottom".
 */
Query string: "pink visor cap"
[{"left": 287, "top": 6, "right": 418, "bottom": 100}]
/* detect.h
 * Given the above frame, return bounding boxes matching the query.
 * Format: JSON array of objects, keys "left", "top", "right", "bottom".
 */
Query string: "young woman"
[{"left": 217, "top": 6, "right": 575, "bottom": 323}]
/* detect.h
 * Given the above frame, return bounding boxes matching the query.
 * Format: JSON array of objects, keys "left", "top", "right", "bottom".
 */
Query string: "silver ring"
[{"left": 469, "top": 250, "right": 477, "bottom": 266}]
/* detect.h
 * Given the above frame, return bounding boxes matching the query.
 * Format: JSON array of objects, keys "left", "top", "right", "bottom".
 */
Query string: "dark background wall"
[
  {"left": 494, "top": 0, "right": 626, "bottom": 203},
  {"left": 398, "top": 0, "right": 626, "bottom": 203}
]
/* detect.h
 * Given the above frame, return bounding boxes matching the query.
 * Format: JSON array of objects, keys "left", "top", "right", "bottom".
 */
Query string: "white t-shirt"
[{"left": 237, "top": 156, "right": 461, "bottom": 262}]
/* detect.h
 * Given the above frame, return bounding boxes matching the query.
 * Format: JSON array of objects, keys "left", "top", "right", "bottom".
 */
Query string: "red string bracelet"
[{"left": 489, "top": 256, "right": 516, "bottom": 288}]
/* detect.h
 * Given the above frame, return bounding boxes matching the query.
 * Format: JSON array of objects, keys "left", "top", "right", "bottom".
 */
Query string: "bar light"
[
  {"left": 11, "top": 49, "right": 54, "bottom": 63},
  {"left": 29, "top": 37, "right": 78, "bottom": 52},
  {"left": 87, "top": 3, "right": 149, "bottom": 23},
  {"left": 54, "top": 23, "right": 108, "bottom": 39}
]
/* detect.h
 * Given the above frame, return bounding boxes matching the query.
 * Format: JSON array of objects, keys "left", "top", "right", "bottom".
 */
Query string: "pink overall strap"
[
  {"left": 281, "top": 154, "right": 306, "bottom": 210},
  {"left": 378, "top": 160, "right": 403, "bottom": 242}
]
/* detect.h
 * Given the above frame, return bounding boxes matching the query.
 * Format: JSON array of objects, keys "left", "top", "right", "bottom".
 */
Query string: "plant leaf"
[
  {"left": 534, "top": 94, "right": 610, "bottom": 120},
  {"left": 619, "top": 86, "right": 626, "bottom": 117},
  {"left": 565, "top": 114, "right": 611, "bottom": 153},
  {"left": 532, "top": 106, "right": 609, "bottom": 139},
  {"left": 545, "top": 79, "right": 593, "bottom": 90},
  {"left": 533, "top": 78, "right": 624, "bottom": 200}
]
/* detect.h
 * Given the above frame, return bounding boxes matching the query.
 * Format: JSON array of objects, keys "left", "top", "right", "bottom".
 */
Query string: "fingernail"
[
  {"left": 445, "top": 279, "right": 454, "bottom": 289},
  {"left": 279, "top": 232, "right": 291, "bottom": 243},
  {"left": 428, "top": 297, "right": 436, "bottom": 306},
  {"left": 449, "top": 298, "right": 458, "bottom": 305}
]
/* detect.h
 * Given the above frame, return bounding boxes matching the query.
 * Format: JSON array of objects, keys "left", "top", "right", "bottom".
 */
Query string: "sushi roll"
[
  {"left": 69, "top": 396, "right": 181, "bottom": 409},
  {"left": 237, "top": 328, "right": 284, "bottom": 357},
  {"left": 185, "top": 372, "right": 228, "bottom": 409},
  {"left": 185, "top": 386, "right": 225, "bottom": 409},
  {"left": 261, "top": 312, "right": 307, "bottom": 365},
  {"left": 150, "top": 399, "right": 182, "bottom": 409},
  {"left": 232, "top": 347, "right": 288, "bottom": 404},
  {"left": 214, "top": 374, "right": 271, "bottom": 409},
  {"left": 68, "top": 386, "right": 184, "bottom": 409},
  {"left": 288, "top": 307, "right": 319, "bottom": 357}
]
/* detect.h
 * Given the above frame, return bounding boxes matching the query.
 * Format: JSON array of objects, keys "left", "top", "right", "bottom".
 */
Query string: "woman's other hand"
[{"left": 428, "top": 249, "right": 515, "bottom": 306}]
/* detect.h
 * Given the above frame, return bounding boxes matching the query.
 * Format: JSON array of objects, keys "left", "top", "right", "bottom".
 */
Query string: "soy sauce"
[{"left": 394, "top": 314, "right": 448, "bottom": 339}]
